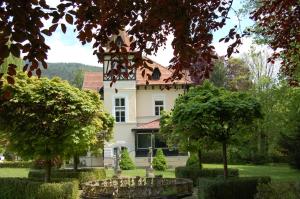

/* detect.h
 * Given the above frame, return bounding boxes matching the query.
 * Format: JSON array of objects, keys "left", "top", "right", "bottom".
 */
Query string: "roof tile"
[{"left": 82, "top": 72, "right": 103, "bottom": 91}]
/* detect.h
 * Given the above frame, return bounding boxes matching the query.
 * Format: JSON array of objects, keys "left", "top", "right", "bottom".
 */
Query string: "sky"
[{"left": 45, "top": 0, "right": 256, "bottom": 67}]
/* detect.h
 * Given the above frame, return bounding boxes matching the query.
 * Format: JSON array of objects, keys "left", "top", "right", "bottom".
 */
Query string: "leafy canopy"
[
  {"left": 0, "top": 72, "right": 114, "bottom": 161},
  {"left": 2, "top": 0, "right": 298, "bottom": 86},
  {"left": 169, "top": 81, "right": 262, "bottom": 143},
  {"left": 161, "top": 81, "right": 262, "bottom": 177}
]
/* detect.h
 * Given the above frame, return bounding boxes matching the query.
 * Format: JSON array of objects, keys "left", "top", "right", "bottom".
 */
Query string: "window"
[
  {"left": 137, "top": 133, "right": 154, "bottom": 149},
  {"left": 152, "top": 67, "right": 161, "bottom": 80},
  {"left": 115, "top": 36, "right": 123, "bottom": 48},
  {"left": 154, "top": 100, "right": 164, "bottom": 116},
  {"left": 115, "top": 98, "right": 126, "bottom": 122}
]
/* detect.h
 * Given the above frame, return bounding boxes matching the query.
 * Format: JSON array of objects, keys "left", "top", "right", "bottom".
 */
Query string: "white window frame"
[
  {"left": 113, "top": 95, "right": 128, "bottom": 123},
  {"left": 153, "top": 95, "right": 165, "bottom": 116}
]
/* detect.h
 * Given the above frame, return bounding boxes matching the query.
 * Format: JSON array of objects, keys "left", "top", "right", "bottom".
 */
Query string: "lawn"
[
  {"left": 1, "top": 164, "right": 300, "bottom": 182},
  {"left": 107, "top": 164, "right": 300, "bottom": 182},
  {"left": 203, "top": 164, "right": 300, "bottom": 182},
  {"left": 0, "top": 168, "right": 30, "bottom": 178}
]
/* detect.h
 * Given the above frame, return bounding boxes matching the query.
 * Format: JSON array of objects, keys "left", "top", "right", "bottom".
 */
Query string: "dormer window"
[
  {"left": 116, "top": 36, "right": 123, "bottom": 48},
  {"left": 152, "top": 67, "right": 161, "bottom": 80}
]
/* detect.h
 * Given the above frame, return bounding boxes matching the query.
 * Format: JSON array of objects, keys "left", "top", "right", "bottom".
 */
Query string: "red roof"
[
  {"left": 136, "top": 59, "right": 193, "bottom": 86},
  {"left": 134, "top": 119, "right": 160, "bottom": 130},
  {"left": 82, "top": 72, "right": 103, "bottom": 91},
  {"left": 82, "top": 59, "right": 194, "bottom": 89}
]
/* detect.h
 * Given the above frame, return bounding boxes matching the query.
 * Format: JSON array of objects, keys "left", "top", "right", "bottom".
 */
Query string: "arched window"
[
  {"left": 115, "top": 36, "right": 123, "bottom": 48},
  {"left": 152, "top": 67, "right": 161, "bottom": 80}
]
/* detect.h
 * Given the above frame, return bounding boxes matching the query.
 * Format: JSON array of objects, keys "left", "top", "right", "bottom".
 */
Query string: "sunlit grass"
[
  {"left": 1, "top": 164, "right": 300, "bottom": 182},
  {"left": 0, "top": 168, "right": 30, "bottom": 178}
]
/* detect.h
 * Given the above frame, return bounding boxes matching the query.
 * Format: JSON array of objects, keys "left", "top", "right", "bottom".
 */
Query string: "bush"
[
  {"left": 153, "top": 148, "right": 167, "bottom": 171},
  {"left": 255, "top": 181, "right": 300, "bottom": 199},
  {"left": 0, "top": 161, "right": 32, "bottom": 168},
  {"left": 198, "top": 176, "right": 271, "bottom": 199},
  {"left": 28, "top": 168, "right": 106, "bottom": 185},
  {"left": 37, "top": 180, "right": 79, "bottom": 199},
  {"left": 202, "top": 150, "right": 223, "bottom": 164},
  {"left": 186, "top": 153, "right": 202, "bottom": 168},
  {"left": 33, "top": 157, "right": 63, "bottom": 169},
  {"left": 175, "top": 167, "right": 239, "bottom": 186},
  {"left": 3, "top": 150, "right": 16, "bottom": 161},
  {"left": 0, "top": 178, "right": 79, "bottom": 199},
  {"left": 119, "top": 148, "right": 135, "bottom": 170}
]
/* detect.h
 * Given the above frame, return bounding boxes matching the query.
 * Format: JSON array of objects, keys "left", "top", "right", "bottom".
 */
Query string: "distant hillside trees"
[{"left": 41, "top": 63, "right": 102, "bottom": 89}]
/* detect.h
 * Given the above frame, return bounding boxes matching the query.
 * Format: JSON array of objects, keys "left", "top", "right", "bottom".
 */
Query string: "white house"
[{"left": 82, "top": 32, "right": 195, "bottom": 167}]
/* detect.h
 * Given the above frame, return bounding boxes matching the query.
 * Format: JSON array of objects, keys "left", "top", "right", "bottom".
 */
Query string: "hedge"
[
  {"left": 198, "top": 176, "right": 271, "bottom": 199},
  {"left": 0, "top": 161, "right": 33, "bottom": 168},
  {"left": 28, "top": 168, "right": 106, "bottom": 185},
  {"left": 255, "top": 181, "right": 300, "bottom": 199},
  {"left": 0, "top": 178, "right": 79, "bottom": 199},
  {"left": 175, "top": 167, "right": 239, "bottom": 185}
]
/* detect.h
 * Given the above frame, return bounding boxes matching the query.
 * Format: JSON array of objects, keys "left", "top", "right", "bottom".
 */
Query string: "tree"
[
  {"left": 0, "top": 0, "right": 265, "bottom": 86},
  {"left": 1, "top": 1, "right": 298, "bottom": 86},
  {"left": 119, "top": 148, "right": 135, "bottom": 170},
  {"left": 226, "top": 58, "right": 252, "bottom": 91},
  {"left": 243, "top": 46, "right": 275, "bottom": 90},
  {"left": 210, "top": 58, "right": 228, "bottom": 88},
  {"left": 279, "top": 87, "right": 300, "bottom": 169},
  {"left": 210, "top": 57, "right": 252, "bottom": 91},
  {"left": 71, "top": 69, "right": 84, "bottom": 89},
  {"left": 248, "top": 0, "right": 300, "bottom": 85},
  {"left": 0, "top": 53, "right": 23, "bottom": 74},
  {"left": 160, "top": 111, "right": 212, "bottom": 169},
  {"left": 0, "top": 72, "right": 114, "bottom": 181},
  {"left": 163, "top": 81, "right": 262, "bottom": 178}
]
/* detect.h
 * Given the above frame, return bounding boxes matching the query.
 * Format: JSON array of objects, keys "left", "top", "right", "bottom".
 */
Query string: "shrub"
[
  {"left": 0, "top": 161, "right": 32, "bottom": 168},
  {"left": 3, "top": 150, "right": 16, "bottom": 161},
  {"left": 186, "top": 153, "right": 202, "bottom": 168},
  {"left": 0, "top": 178, "right": 79, "bottom": 199},
  {"left": 36, "top": 180, "right": 79, "bottom": 199},
  {"left": 119, "top": 149, "right": 135, "bottom": 170},
  {"left": 33, "top": 157, "right": 63, "bottom": 169},
  {"left": 255, "top": 181, "right": 300, "bottom": 199},
  {"left": 202, "top": 150, "right": 223, "bottom": 164},
  {"left": 153, "top": 148, "right": 167, "bottom": 171},
  {"left": 28, "top": 168, "right": 106, "bottom": 185},
  {"left": 198, "top": 176, "right": 271, "bottom": 199},
  {"left": 175, "top": 167, "right": 239, "bottom": 186}
]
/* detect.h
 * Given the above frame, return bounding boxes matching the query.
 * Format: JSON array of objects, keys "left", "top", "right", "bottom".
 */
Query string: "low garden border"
[{"left": 82, "top": 177, "right": 193, "bottom": 199}]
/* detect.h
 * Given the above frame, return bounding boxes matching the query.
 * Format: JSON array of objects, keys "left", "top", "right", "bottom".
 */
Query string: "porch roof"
[{"left": 132, "top": 119, "right": 160, "bottom": 131}]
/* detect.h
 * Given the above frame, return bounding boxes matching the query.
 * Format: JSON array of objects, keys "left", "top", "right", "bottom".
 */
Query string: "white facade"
[{"left": 82, "top": 33, "right": 192, "bottom": 167}]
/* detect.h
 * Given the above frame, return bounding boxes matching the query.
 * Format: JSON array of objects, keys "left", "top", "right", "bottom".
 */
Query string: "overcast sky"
[{"left": 45, "top": 0, "right": 255, "bottom": 67}]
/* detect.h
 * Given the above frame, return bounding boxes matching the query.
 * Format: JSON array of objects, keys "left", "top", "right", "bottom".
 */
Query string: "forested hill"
[{"left": 40, "top": 62, "right": 103, "bottom": 88}]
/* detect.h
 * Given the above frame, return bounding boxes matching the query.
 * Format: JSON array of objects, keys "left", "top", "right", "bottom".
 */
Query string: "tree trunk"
[
  {"left": 197, "top": 149, "right": 202, "bottom": 169},
  {"left": 73, "top": 154, "right": 79, "bottom": 171},
  {"left": 44, "top": 159, "right": 52, "bottom": 182},
  {"left": 222, "top": 142, "right": 228, "bottom": 179}
]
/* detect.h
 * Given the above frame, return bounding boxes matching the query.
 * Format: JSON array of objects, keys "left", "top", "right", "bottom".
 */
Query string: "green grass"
[
  {"left": 1, "top": 164, "right": 300, "bottom": 182},
  {"left": 106, "top": 168, "right": 175, "bottom": 178},
  {"left": 203, "top": 164, "right": 300, "bottom": 182},
  {"left": 0, "top": 168, "right": 30, "bottom": 178}
]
